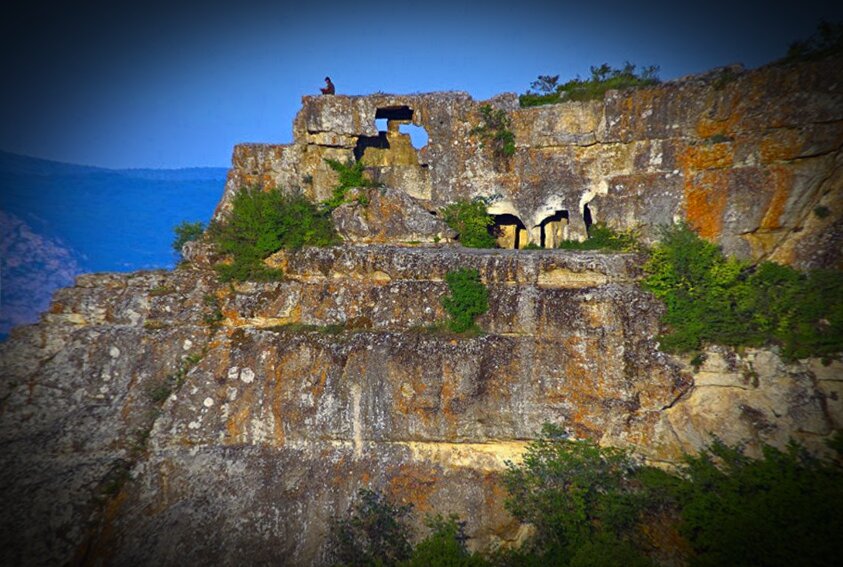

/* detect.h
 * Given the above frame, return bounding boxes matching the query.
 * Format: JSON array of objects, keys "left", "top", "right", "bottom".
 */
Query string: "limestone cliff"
[
  {"left": 1, "top": 56, "right": 842, "bottom": 566},
  {"left": 219, "top": 56, "right": 843, "bottom": 267}
]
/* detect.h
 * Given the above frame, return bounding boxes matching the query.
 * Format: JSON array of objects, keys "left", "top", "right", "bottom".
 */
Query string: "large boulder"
[{"left": 331, "top": 187, "right": 456, "bottom": 244}]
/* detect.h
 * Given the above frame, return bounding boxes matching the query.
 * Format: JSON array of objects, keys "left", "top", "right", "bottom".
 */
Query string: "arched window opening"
[
  {"left": 540, "top": 210, "right": 569, "bottom": 248},
  {"left": 492, "top": 214, "right": 528, "bottom": 249}
]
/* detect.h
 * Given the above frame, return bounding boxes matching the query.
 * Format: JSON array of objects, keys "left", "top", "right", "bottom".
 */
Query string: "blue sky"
[{"left": 1, "top": 0, "right": 841, "bottom": 169}]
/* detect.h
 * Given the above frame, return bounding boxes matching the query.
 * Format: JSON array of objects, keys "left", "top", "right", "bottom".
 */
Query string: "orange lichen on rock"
[
  {"left": 387, "top": 464, "right": 439, "bottom": 512},
  {"left": 680, "top": 142, "right": 734, "bottom": 171},
  {"left": 759, "top": 129, "right": 803, "bottom": 164},
  {"left": 684, "top": 170, "right": 729, "bottom": 240},
  {"left": 760, "top": 166, "right": 793, "bottom": 230}
]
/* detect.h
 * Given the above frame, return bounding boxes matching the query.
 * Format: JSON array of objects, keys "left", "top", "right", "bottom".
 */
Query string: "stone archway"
[
  {"left": 492, "top": 214, "right": 528, "bottom": 249},
  {"left": 539, "top": 210, "right": 569, "bottom": 248}
]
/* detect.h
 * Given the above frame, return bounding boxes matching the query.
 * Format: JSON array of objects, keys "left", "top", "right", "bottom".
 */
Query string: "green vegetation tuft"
[
  {"left": 520, "top": 62, "right": 660, "bottom": 107},
  {"left": 441, "top": 268, "right": 489, "bottom": 334},
  {"left": 172, "top": 220, "right": 205, "bottom": 260},
  {"left": 325, "top": 428, "right": 843, "bottom": 566},
  {"left": 557, "top": 223, "right": 640, "bottom": 252},
  {"left": 328, "top": 489, "right": 414, "bottom": 566},
  {"left": 642, "top": 224, "right": 843, "bottom": 359},
  {"left": 470, "top": 105, "right": 516, "bottom": 159},
  {"left": 442, "top": 199, "right": 497, "bottom": 249},
  {"left": 404, "top": 515, "right": 487, "bottom": 567},
  {"left": 323, "top": 158, "right": 379, "bottom": 212},
  {"left": 502, "top": 424, "right": 658, "bottom": 566},
  {"left": 209, "top": 186, "right": 339, "bottom": 282},
  {"left": 670, "top": 438, "right": 843, "bottom": 567}
]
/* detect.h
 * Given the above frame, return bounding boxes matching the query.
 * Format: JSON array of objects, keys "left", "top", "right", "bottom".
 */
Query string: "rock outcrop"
[
  {"left": 1, "top": 247, "right": 839, "bottom": 565},
  {"left": 1, "top": 55, "right": 842, "bottom": 565},
  {"left": 219, "top": 56, "right": 843, "bottom": 268}
]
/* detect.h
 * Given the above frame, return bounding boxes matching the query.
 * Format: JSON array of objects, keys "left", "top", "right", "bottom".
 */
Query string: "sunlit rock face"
[
  {"left": 219, "top": 56, "right": 842, "bottom": 266},
  {"left": 2, "top": 247, "right": 838, "bottom": 565},
  {"left": 2, "top": 56, "right": 842, "bottom": 565}
]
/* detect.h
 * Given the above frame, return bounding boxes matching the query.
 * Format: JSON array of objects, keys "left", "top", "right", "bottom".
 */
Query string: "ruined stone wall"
[
  {"left": 219, "top": 56, "right": 842, "bottom": 267},
  {"left": 2, "top": 247, "right": 839, "bottom": 565}
]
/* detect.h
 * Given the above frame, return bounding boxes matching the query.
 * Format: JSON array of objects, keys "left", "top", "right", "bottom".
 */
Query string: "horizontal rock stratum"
[{"left": 1, "top": 54, "right": 842, "bottom": 566}]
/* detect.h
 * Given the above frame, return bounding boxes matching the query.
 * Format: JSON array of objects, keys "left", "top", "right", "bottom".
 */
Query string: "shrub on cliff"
[
  {"left": 328, "top": 489, "right": 413, "bottom": 566},
  {"left": 501, "top": 427, "right": 843, "bottom": 566},
  {"left": 404, "top": 515, "right": 488, "bottom": 567},
  {"left": 209, "top": 186, "right": 339, "bottom": 281},
  {"left": 669, "top": 438, "right": 843, "bottom": 567},
  {"left": 556, "top": 223, "right": 640, "bottom": 252},
  {"left": 470, "top": 105, "right": 516, "bottom": 160},
  {"left": 520, "top": 62, "right": 660, "bottom": 107},
  {"left": 502, "top": 425, "right": 660, "bottom": 566},
  {"left": 441, "top": 268, "right": 489, "bottom": 333},
  {"left": 323, "top": 158, "right": 379, "bottom": 212},
  {"left": 172, "top": 220, "right": 205, "bottom": 260},
  {"left": 642, "top": 223, "right": 843, "bottom": 359},
  {"left": 442, "top": 199, "right": 497, "bottom": 249}
]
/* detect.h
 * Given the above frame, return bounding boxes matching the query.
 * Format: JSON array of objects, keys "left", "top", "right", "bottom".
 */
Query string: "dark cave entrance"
[
  {"left": 583, "top": 203, "right": 593, "bottom": 235},
  {"left": 539, "top": 210, "right": 569, "bottom": 248},
  {"left": 492, "top": 214, "right": 528, "bottom": 249}
]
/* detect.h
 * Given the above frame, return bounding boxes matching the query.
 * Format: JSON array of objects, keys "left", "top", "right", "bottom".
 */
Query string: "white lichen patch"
[
  {"left": 109, "top": 346, "right": 120, "bottom": 358},
  {"left": 183, "top": 339, "right": 193, "bottom": 351},
  {"left": 203, "top": 397, "right": 215, "bottom": 408},
  {"left": 240, "top": 368, "right": 255, "bottom": 384},
  {"left": 227, "top": 367, "right": 239, "bottom": 381}
]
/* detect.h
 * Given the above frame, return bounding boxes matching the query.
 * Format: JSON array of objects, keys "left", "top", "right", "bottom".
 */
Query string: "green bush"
[
  {"left": 557, "top": 223, "right": 639, "bottom": 252},
  {"left": 209, "top": 186, "right": 339, "bottom": 282},
  {"left": 642, "top": 224, "right": 843, "bottom": 359},
  {"left": 442, "top": 199, "right": 497, "bottom": 249},
  {"left": 404, "top": 515, "right": 488, "bottom": 567},
  {"left": 502, "top": 425, "right": 657, "bottom": 565},
  {"left": 669, "top": 439, "right": 843, "bottom": 567},
  {"left": 323, "top": 158, "right": 378, "bottom": 212},
  {"left": 329, "top": 489, "right": 413, "bottom": 567},
  {"left": 520, "top": 62, "right": 660, "bottom": 107},
  {"left": 470, "top": 105, "right": 516, "bottom": 159},
  {"left": 441, "top": 268, "right": 489, "bottom": 333},
  {"left": 172, "top": 220, "right": 205, "bottom": 259}
]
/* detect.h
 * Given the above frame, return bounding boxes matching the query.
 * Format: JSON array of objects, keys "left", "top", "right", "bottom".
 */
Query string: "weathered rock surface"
[
  {"left": 330, "top": 187, "right": 455, "bottom": 244},
  {"left": 218, "top": 56, "right": 843, "bottom": 267},
  {"left": 3, "top": 56, "right": 842, "bottom": 565},
  {"left": 1, "top": 247, "right": 839, "bottom": 565}
]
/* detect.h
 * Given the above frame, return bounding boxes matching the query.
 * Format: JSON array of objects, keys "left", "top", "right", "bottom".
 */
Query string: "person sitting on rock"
[{"left": 320, "top": 76, "right": 335, "bottom": 95}]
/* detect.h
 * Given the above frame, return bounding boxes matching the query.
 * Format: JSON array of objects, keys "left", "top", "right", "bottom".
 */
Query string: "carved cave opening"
[
  {"left": 375, "top": 106, "right": 414, "bottom": 121},
  {"left": 583, "top": 203, "right": 593, "bottom": 235},
  {"left": 492, "top": 214, "right": 528, "bottom": 249},
  {"left": 540, "top": 210, "right": 569, "bottom": 248},
  {"left": 355, "top": 106, "right": 429, "bottom": 164}
]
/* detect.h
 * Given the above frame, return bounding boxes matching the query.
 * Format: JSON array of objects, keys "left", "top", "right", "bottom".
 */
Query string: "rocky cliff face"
[
  {"left": 2, "top": 247, "right": 839, "bottom": 565},
  {"left": 2, "top": 57, "right": 842, "bottom": 566},
  {"left": 220, "top": 56, "right": 843, "bottom": 267}
]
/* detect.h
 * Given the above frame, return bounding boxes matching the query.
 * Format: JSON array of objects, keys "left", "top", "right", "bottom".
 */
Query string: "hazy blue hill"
[{"left": 0, "top": 151, "right": 227, "bottom": 337}]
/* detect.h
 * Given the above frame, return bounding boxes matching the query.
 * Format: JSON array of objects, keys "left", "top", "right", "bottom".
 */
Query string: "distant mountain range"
[{"left": 0, "top": 151, "right": 227, "bottom": 337}]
